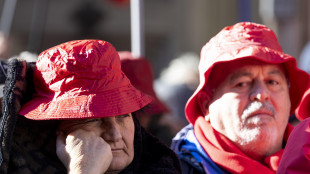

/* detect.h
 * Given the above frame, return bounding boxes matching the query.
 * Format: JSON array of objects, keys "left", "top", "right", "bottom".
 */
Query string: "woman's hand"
[{"left": 56, "top": 129, "right": 113, "bottom": 174}]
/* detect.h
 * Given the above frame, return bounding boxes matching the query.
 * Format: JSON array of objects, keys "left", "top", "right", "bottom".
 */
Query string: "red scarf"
[{"left": 194, "top": 116, "right": 293, "bottom": 174}]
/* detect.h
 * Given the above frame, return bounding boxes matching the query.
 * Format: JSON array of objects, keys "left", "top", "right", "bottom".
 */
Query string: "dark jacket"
[
  {"left": 171, "top": 124, "right": 227, "bottom": 174},
  {"left": 0, "top": 58, "right": 181, "bottom": 174}
]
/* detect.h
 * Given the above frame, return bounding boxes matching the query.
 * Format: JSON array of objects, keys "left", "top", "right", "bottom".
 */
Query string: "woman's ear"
[{"left": 197, "top": 91, "right": 211, "bottom": 117}]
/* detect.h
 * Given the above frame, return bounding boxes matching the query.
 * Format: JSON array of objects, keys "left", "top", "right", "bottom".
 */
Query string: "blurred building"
[{"left": 0, "top": 0, "right": 309, "bottom": 77}]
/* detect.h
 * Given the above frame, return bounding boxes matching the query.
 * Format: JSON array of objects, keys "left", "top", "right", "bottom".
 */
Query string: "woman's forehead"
[{"left": 59, "top": 113, "right": 133, "bottom": 126}]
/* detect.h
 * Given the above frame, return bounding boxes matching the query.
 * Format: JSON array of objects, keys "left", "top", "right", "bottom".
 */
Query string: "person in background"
[
  {"left": 298, "top": 41, "right": 310, "bottom": 74},
  {"left": 287, "top": 41, "right": 310, "bottom": 126},
  {"left": 0, "top": 32, "right": 9, "bottom": 60},
  {"left": 171, "top": 22, "right": 310, "bottom": 174},
  {"left": 118, "top": 51, "right": 174, "bottom": 145},
  {"left": 154, "top": 53, "right": 200, "bottom": 136},
  {"left": 277, "top": 88, "right": 310, "bottom": 173},
  {"left": 0, "top": 40, "right": 181, "bottom": 174}
]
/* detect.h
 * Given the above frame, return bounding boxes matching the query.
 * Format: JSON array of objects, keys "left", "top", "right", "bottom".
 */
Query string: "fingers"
[
  {"left": 56, "top": 129, "right": 113, "bottom": 174},
  {"left": 56, "top": 131, "right": 70, "bottom": 169}
]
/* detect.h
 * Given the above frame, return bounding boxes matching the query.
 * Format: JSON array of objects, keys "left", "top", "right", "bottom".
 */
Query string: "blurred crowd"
[{"left": 0, "top": 19, "right": 310, "bottom": 174}]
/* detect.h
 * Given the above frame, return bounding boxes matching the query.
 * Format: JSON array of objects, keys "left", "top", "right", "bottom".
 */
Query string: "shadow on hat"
[
  {"left": 118, "top": 51, "right": 169, "bottom": 115},
  {"left": 19, "top": 40, "right": 153, "bottom": 120}
]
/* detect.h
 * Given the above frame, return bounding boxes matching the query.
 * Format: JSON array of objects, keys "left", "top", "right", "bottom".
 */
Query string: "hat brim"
[
  {"left": 19, "top": 85, "right": 153, "bottom": 120},
  {"left": 143, "top": 97, "right": 170, "bottom": 115},
  {"left": 120, "top": 57, "right": 169, "bottom": 115}
]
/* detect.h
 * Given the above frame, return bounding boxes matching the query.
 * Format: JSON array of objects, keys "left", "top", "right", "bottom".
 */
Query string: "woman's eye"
[
  {"left": 84, "top": 118, "right": 101, "bottom": 124},
  {"left": 118, "top": 114, "right": 130, "bottom": 118}
]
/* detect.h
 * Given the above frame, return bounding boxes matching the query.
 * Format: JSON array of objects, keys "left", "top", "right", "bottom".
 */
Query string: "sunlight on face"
[{"left": 207, "top": 63, "right": 290, "bottom": 158}]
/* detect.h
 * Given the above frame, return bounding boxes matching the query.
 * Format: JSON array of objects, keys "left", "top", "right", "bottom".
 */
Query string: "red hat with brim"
[
  {"left": 19, "top": 40, "right": 153, "bottom": 120},
  {"left": 118, "top": 51, "right": 169, "bottom": 115},
  {"left": 185, "top": 22, "right": 310, "bottom": 125}
]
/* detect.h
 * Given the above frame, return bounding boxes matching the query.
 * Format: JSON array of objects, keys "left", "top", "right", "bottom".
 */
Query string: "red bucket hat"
[
  {"left": 19, "top": 40, "right": 153, "bottom": 120},
  {"left": 185, "top": 22, "right": 310, "bottom": 125},
  {"left": 296, "top": 88, "right": 310, "bottom": 120},
  {"left": 118, "top": 51, "right": 169, "bottom": 115}
]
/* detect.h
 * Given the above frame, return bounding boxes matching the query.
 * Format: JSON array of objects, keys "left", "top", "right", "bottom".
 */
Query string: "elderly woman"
[{"left": 0, "top": 40, "right": 181, "bottom": 174}]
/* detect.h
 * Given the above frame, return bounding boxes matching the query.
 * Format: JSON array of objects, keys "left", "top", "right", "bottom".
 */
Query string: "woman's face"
[{"left": 58, "top": 114, "right": 135, "bottom": 173}]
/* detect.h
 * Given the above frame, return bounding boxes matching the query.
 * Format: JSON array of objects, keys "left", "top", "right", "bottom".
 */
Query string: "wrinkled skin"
[
  {"left": 56, "top": 114, "right": 135, "bottom": 174},
  {"left": 199, "top": 62, "right": 291, "bottom": 161}
]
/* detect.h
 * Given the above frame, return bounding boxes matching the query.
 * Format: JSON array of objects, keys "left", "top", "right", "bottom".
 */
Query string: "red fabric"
[
  {"left": 194, "top": 117, "right": 293, "bottom": 174},
  {"left": 185, "top": 22, "right": 310, "bottom": 125},
  {"left": 277, "top": 117, "right": 310, "bottom": 174},
  {"left": 119, "top": 51, "right": 169, "bottom": 115},
  {"left": 19, "top": 40, "right": 153, "bottom": 120},
  {"left": 296, "top": 89, "right": 310, "bottom": 120},
  {"left": 107, "top": 0, "right": 129, "bottom": 6}
]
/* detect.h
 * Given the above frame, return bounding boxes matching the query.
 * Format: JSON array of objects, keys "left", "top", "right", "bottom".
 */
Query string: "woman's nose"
[{"left": 100, "top": 120, "right": 122, "bottom": 142}]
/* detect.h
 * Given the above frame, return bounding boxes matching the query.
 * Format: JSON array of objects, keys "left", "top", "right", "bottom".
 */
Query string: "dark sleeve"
[
  {"left": 178, "top": 156, "right": 206, "bottom": 174},
  {"left": 140, "top": 128, "right": 182, "bottom": 174}
]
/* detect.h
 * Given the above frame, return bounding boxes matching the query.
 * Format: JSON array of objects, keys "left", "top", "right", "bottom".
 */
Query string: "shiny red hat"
[
  {"left": 296, "top": 88, "right": 310, "bottom": 120},
  {"left": 19, "top": 40, "right": 153, "bottom": 120},
  {"left": 185, "top": 22, "right": 310, "bottom": 125},
  {"left": 118, "top": 51, "right": 169, "bottom": 115}
]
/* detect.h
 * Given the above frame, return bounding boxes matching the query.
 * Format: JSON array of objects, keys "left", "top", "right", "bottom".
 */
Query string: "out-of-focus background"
[
  {"left": 1, "top": 0, "right": 309, "bottom": 75},
  {"left": 0, "top": 0, "right": 309, "bottom": 138}
]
